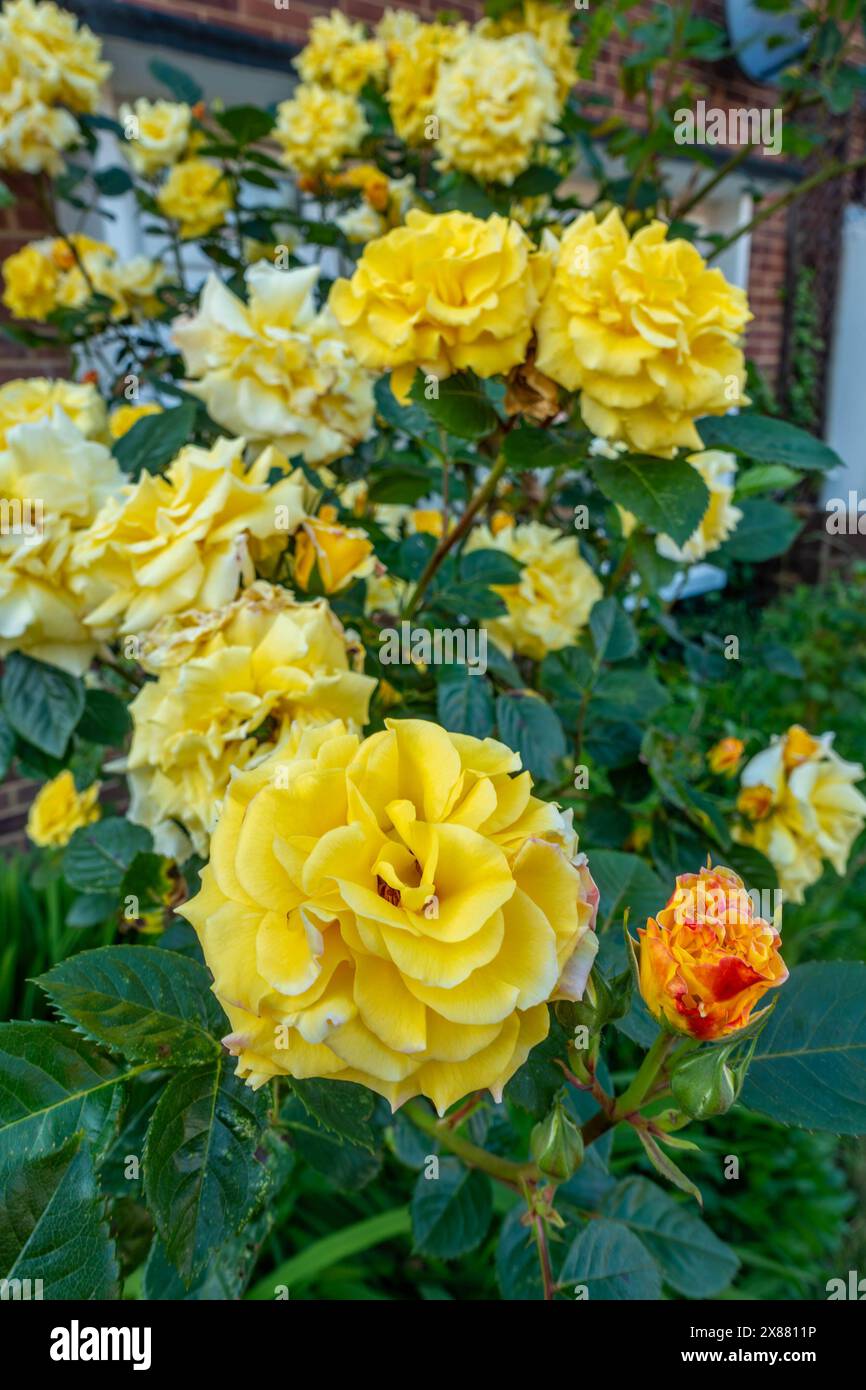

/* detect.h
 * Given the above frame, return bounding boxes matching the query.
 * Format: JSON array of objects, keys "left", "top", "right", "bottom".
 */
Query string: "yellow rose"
[
  {"left": 655, "top": 450, "right": 743, "bottom": 563},
  {"left": 295, "top": 10, "right": 386, "bottom": 94},
  {"left": 294, "top": 508, "right": 375, "bottom": 595},
  {"left": 465, "top": 520, "right": 602, "bottom": 660},
  {"left": 330, "top": 209, "right": 550, "bottom": 402},
  {"left": 0, "top": 376, "right": 106, "bottom": 447},
  {"left": 707, "top": 736, "right": 744, "bottom": 777},
  {"left": 734, "top": 727, "right": 866, "bottom": 904},
  {"left": 0, "top": 409, "right": 123, "bottom": 674},
  {"left": 434, "top": 33, "right": 560, "bottom": 186},
  {"left": 535, "top": 209, "right": 752, "bottom": 455},
  {"left": 1, "top": 241, "right": 61, "bottom": 319},
  {"left": 157, "top": 157, "right": 231, "bottom": 239},
  {"left": 118, "top": 98, "right": 191, "bottom": 175},
  {"left": 638, "top": 864, "right": 787, "bottom": 1040},
  {"left": 479, "top": 0, "right": 578, "bottom": 105},
  {"left": 181, "top": 717, "right": 600, "bottom": 1112},
  {"left": 125, "top": 581, "right": 376, "bottom": 857},
  {"left": 387, "top": 21, "right": 467, "bottom": 146},
  {"left": 109, "top": 402, "right": 162, "bottom": 439},
  {"left": 273, "top": 84, "right": 368, "bottom": 176},
  {"left": 0, "top": 78, "right": 80, "bottom": 173},
  {"left": 173, "top": 263, "right": 374, "bottom": 465},
  {"left": 375, "top": 7, "right": 421, "bottom": 58},
  {"left": 27, "top": 770, "right": 101, "bottom": 849},
  {"left": 73, "top": 438, "right": 306, "bottom": 637},
  {"left": 108, "top": 257, "right": 168, "bottom": 321},
  {"left": 0, "top": 0, "right": 109, "bottom": 114}
]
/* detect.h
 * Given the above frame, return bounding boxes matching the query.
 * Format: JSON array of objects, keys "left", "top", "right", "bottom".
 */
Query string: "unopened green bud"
[
  {"left": 670, "top": 1046, "right": 738, "bottom": 1120},
  {"left": 530, "top": 1098, "right": 584, "bottom": 1181}
]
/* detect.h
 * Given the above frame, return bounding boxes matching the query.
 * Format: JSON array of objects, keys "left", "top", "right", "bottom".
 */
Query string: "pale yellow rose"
[
  {"left": 108, "top": 256, "right": 168, "bottom": 321},
  {"left": 465, "top": 520, "right": 602, "bottom": 660},
  {"left": 0, "top": 0, "right": 110, "bottom": 113},
  {"left": 157, "top": 157, "right": 231, "bottom": 239},
  {"left": 535, "top": 209, "right": 752, "bottom": 456},
  {"left": 434, "top": 32, "right": 560, "bottom": 186},
  {"left": 655, "top": 450, "right": 743, "bottom": 564},
  {"left": 295, "top": 10, "right": 386, "bottom": 94},
  {"left": 118, "top": 98, "right": 191, "bottom": 175},
  {"left": 181, "top": 717, "right": 599, "bottom": 1112},
  {"left": 27, "top": 770, "right": 101, "bottom": 848},
  {"left": 479, "top": 0, "right": 578, "bottom": 105},
  {"left": 329, "top": 209, "right": 550, "bottom": 402},
  {"left": 73, "top": 437, "right": 306, "bottom": 637},
  {"left": 0, "top": 77, "right": 79, "bottom": 173},
  {"left": 387, "top": 21, "right": 467, "bottom": 146},
  {"left": 0, "top": 409, "right": 123, "bottom": 674},
  {"left": 375, "top": 7, "right": 421, "bottom": 58},
  {"left": 1, "top": 240, "right": 61, "bottom": 319},
  {"left": 735, "top": 727, "right": 866, "bottom": 904},
  {"left": 273, "top": 84, "right": 368, "bottom": 176},
  {"left": 173, "top": 262, "right": 374, "bottom": 465},
  {"left": 109, "top": 402, "right": 162, "bottom": 439},
  {"left": 124, "top": 581, "right": 376, "bottom": 857},
  {"left": 0, "top": 376, "right": 106, "bottom": 447}
]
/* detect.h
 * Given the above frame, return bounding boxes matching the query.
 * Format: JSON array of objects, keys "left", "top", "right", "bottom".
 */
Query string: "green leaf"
[
  {"left": 695, "top": 412, "right": 842, "bottom": 471},
  {"left": 0, "top": 178, "right": 15, "bottom": 208},
  {"left": 76, "top": 688, "right": 132, "bottom": 746},
  {"left": 503, "top": 424, "right": 574, "bottom": 472},
  {"left": 590, "top": 598, "right": 639, "bottom": 661},
  {"left": 734, "top": 463, "right": 801, "bottom": 497},
  {"left": 62, "top": 819, "right": 152, "bottom": 893},
  {"left": 411, "top": 1158, "right": 492, "bottom": 1258},
  {"left": 588, "top": 453, "right": 709, "bottom": 546},
  {"left": 437, "top": 665, "right": 496, "bottom": 738},
  {"left": 280, "top": 1098, "right": 382, "bottom": 1189},
  {"left": 460, "top": 549, "right": 523, "bottom": 587},
  {"left": 560, "top": 1218, "right": 662, "bottom": 1299},
  {"left": 218, "top": 104, "right": 274, "bottom": 145},
  {"left": 0, "top": 1022, "right": 126, "bottom": 1171},
  {"left": 409, "top": 372, "right": 497, "bottom": 441},
  {"left": 718, "top": 499, "right": 802, "bottom": 562},
  {"left": 149, "top": 58, "right": 203, "bottom": 105},
  {"left": 587, "top": 850, "right": 666, "bottom": 934},
  {"left": 0, "top": 710, "right": 14, "bottom": 778},
  {"left": 636, "top": 1128, "right": 703, "bottom": 1204},
  {"left": 603, "top": 1177, "right": 738, "bottom": 1295},
  {"left": 589, "top": 668, "right": 669, "bottom": 723},
  {"left": 144, "top": 1058, "right": 269, "bottom": 1284},
  {"left": 539, "top": 645, "right": 593, "bottom": 720},
  {"left": 290, "top": 1078, "right": 376, "bottom": 1151},
  {"left": 247, "top": 1206, "right": 410, "bottom": 1299},
  {"left": 65, "top": 892, "right": 116, "bottom": 928},
  {"left": 38, "top": 946, "right": 224, "bottom": 1066},
  {"left": 504, "top": 1017, "right": 569, "bottom": 1118},
  {"left": 373, "top": 376, "right": 429, "bottom": 437},
  {"left": 93, "top": 165, "right": 133, "bottom": 196},
  {"left": 1, "top": 652, "right": 84, "bottom": 757},
  {"left": 112, "top": 401, "right": 197, "bottom": 476},
  {"left": 496, "top": 1203, "right": 545, "bottom": 1300},
  {"left": 0, "top": 1134, "right": 118, "bottom": 1299},
  {"left": 496, "top": 690, "right": 567, "bottom": 781},
  {"left": 742, "top": 962, "right": 866, "bottom": 1133}
]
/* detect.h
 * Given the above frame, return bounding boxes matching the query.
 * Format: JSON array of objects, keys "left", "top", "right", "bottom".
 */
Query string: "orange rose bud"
[
  {"left": 782, "top": 724, "right": 821, "bottom": 771},
  {"left": 707, "top": 736, "right": 744, "bottom": 777},
  {"left": 638, "top": 864, "right": 787, "bottom": 1041},
  {"left": 737, "top": 784, "right": 774, "bottom": 821}
]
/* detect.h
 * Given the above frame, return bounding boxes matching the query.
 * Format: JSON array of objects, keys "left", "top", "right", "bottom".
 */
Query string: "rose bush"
[{"left": 0, "top": 0, "right": 865, "bottom": 1307}]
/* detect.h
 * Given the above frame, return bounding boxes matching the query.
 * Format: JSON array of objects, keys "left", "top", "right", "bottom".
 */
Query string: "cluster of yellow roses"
[
  {"left": 1, "top": 232, "right": 166, "bottom": 324},
  {"left": 118, "top": 99, "right": 233, "bottom": 242},
  {"left": 272, "top": 4, "right": 577, "bottom": 187},
  {"left": 0, "top": 0, "right": 108, "bottom": 174}
]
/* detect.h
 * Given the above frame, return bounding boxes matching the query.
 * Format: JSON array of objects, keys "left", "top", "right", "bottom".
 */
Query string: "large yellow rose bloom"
[
  {"left": 125, "top": 581, "right": 376, "bottom": 857},
  {"left": 73, "top": 438, "right": 306, "bottom": 637},
  {"left": 182, "top": 718, "right": 600, "bottom": 1112},
  {"left": 294, "top": 10, "right": 386, "bottom": 94},
  {"left": 1, "top": 241, "right": 61, "bottom": 319},
  {"left": 0, "top": 376, "right": 106, "bottom": 447},
  {"left": 479, "top": 0, "right": 579, "bottom": 105},
  {"left": 735, "top": 726, "right": 866, "bottom": 904},
  {"left": 26, "top": 770, "right": 101, "bottom": 849},
  {"left": 173, "top": 263, "right": 374, "bottom": 465},
  {"left": 466, "top": 520, "right": 602, "bottom": 661},
  {"left": 639, "top": 864, "right": 787, "bottom": 1040},
  {"left": 387, "top": 21, "right": 467, "bottom": 146},
  {"left": 0, "top": 409, "right": 123, "bottom": 674},
  {"left": 433, "top": 32, "right": 560, "bottom": 186},
  {"left": 535, "top": 209, "right": 752, "bottom": 455},
  {"left": 118, "top": 98, "right": 190, "bottom": 175},
  {"left": 157, "top": 158, "right": 231, "bottom": 239},
  {"left": 329, "top": 209, "right": 550, "bottom": 402},
  {"left": 273, "top": 84, "right": 368, "bottom": 176},
  {"left": 0, "top": 0, "right": 110, "bottom": 113}
]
